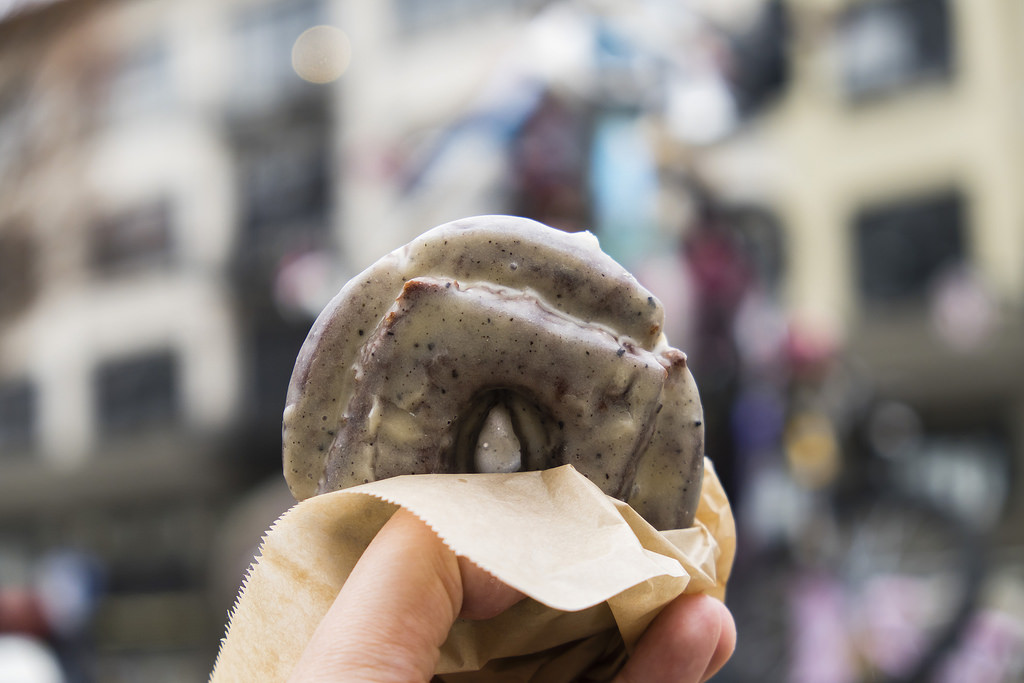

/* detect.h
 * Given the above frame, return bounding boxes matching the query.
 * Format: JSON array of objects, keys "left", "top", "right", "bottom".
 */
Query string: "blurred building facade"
[
  {"left": 1, "top": 0, "right": 1023, "bottom": 680},
  {"left": 0, "top": 0, "right": 545, "bottom": 679},
  {"left": 688, "top": 1, "right": 1024, "bottom": 679},
  {"left": 697, "top": 0, "right": 1024, "bottom": 540}
]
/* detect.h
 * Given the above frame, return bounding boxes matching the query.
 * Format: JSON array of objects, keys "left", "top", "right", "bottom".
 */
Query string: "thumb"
[{"left": 288, "top": 508, "right": 522, "bottom": 683}]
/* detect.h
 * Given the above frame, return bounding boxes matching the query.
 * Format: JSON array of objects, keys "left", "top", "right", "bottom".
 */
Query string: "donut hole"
[
  {"left": 452, "top": 388, "right": 559, "bottom": 474},
  {"left": 474, "top": 403, "right": 521, "bottom": 473}
]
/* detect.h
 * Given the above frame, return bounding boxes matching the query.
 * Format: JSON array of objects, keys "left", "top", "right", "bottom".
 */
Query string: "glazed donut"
[{"left": 283, "top": 215, "right": 704, "bottom": 530}]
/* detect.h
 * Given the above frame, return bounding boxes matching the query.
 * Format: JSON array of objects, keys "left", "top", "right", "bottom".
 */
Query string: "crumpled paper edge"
[{"left": 209, "top": 458, "right": 734, "bottom": 682}]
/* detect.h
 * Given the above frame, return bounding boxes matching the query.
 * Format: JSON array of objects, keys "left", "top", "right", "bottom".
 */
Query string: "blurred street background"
[{"left": 1, "top": 0, "right": 1023, "bottom": 680}]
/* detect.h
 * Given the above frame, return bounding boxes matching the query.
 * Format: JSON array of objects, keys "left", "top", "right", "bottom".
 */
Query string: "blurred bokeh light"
[{"left": 291, "top": 25, "right": 350, "bottom": 85}]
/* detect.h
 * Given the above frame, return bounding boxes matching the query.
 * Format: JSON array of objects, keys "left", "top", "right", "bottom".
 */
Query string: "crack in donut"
[{"left": 283, "top": 215, "right": 705, "bottom": 529}]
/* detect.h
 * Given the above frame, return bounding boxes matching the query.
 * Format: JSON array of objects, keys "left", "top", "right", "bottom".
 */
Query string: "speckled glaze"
[{"left": 282, "top": 215, "right": 704, "bottom": 529}]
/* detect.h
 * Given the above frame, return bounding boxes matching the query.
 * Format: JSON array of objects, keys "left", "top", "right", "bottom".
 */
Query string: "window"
[
  {"left": 249, "top": 323, "right": 310, "bottom": 424},
  {"left": 0, "top": 379, "right": 35, "bottom": 453},
  {"left": 239, "top": 131, "right": 328, "bottom": 254},
  {"left": 729, "top": 0, "right": 790, "bottom": 116},
  {"left": 105, "top": 39, "right": 174, "bottom": 122},
  {"left": 0, "top": 228, "right": 37, "bottom": 319},
  {"left": 855, "top": 190, "right": 966, "bottom": 306},
  {"left": 232, "top": 0, "right": 326, "bottom": 108},
  {"left": 394, "top": 0, "right": 535, "bottom": 37},
  {"left": 90, "top": 200, "right": 175, "bottom": 275},
  {"left": 836, "top": 0, "right": 953, "bottom": 101},
  {"left": 726, "top": 206, "right": 786, "bottom": 293},
  {"left": 0, "top": 83, "right": 29, "bottom": 178},
  {"left": 94, "top": 350, "right": 179, "bottom": 435}
]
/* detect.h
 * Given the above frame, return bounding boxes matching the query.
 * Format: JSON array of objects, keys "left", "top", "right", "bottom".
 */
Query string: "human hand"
[{"left": 288, "top": 508, "right": 736, "bottom": 683}]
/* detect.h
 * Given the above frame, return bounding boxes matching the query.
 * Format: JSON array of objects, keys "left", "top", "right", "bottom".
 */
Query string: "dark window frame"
[
  {"left": 854, "top": 188, "right": 967, "bottom": 308},
  {"left": 104, "top": 37, "right": 175, "bottom": 123},
  {"left": 0, "top": 226, "right": 38, "bottom": 318},
  {"left": 723, "top": 205, "right": 787, "bottom": 294},
  {"left": 231, "top": 0, "right": 327, "bottom": 109},
  {"left": 237, "top": 128, "right": 330, "bottom": 255},
  {"left": 0, "top": 80, "right": 30, "bottom": 177},
  {"left": 393, "top": 0, "right": 537, "bottom": 38},
  {"left": 93, "top": 349, "right": 180, "bottom": 436},
  {"left": 0, "top": 378, "right": 36, "bottom": 453},
  {"left": 89, "top": 199, "right": 176, "bottom": 276},
  {"left": 836, "top": 0, "right": 954, "bottom": 102}
]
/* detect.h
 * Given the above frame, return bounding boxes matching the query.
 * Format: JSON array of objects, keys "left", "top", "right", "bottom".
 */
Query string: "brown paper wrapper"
[{"left": 209, "top": 459, "right": 735, "bottom": 682}]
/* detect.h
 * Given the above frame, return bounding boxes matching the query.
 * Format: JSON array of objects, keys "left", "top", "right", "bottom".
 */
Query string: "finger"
[
  {"left": 457, "top": 555, "right": 525, "bottom": 620},
  {"left": 702, "top": 599, "right": 736, "bottom": 682},
  {"left": 614, "top": 594, "right": 734, "bottom": 683},
  {"left": 288, "top": 509, "right": 462, "bottom": 683},
  {"left": 288, "top": 509, "right": 525, "bottom": 683}
]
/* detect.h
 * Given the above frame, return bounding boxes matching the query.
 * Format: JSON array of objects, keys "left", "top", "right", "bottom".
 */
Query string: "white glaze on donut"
[{"left": 283, "top": 216, "right": 705, "bottom": 529}]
